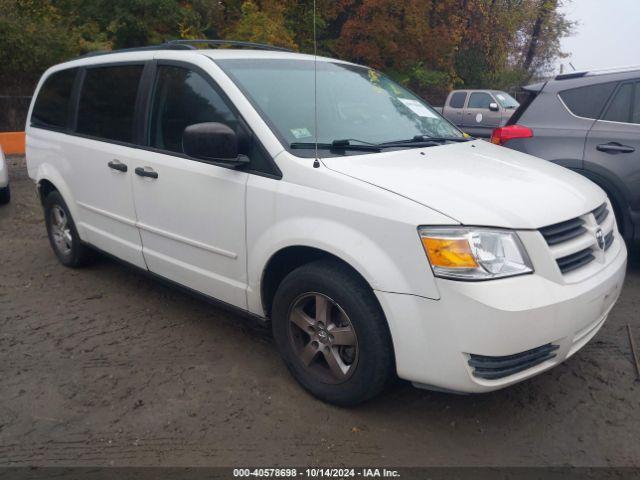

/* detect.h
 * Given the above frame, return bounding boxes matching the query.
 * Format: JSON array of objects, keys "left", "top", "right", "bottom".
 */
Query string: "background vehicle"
[
  {"left": 491, "top": 67, "right": 640, "bottom": 243},
  {"left": 26, "top": 41, "right": 626, "bottom": 405},
  {"left": 439, "top": 89, "right": 519, "bottom": 137},
  {"left": 0, "top": 145, "right": 10, "bottom": 204}
]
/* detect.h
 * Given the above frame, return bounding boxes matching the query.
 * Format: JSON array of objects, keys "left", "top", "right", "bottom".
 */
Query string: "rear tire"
[
  {"left": 272, "top": 259, "right": 395, "bottom": 406},
  {"left": 44, "top": 191, "right": 94, "bottom": 267},
  {"left": 0, "top": 185, "right": 9, "bottom": 204}
]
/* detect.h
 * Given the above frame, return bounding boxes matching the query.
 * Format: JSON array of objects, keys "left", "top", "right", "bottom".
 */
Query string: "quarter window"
[
  {"left": 149, "top": 65, "right": 239, "bottom": 154},
  {"left": 449, "top": 92, "right": 467, "bottom": 109},
  {"left": 602, "top": 83, "right": 633, "bottom": 123},
  {"left": 76, "top": 65, "right": 144, "bottom": 143},
  {"left": 558, "top": 82, "right": 617, "bottom": 119},
  {"left": 31, "top": 69, "right": 77, "bottom": 129},
  {"left": 467, "top": 92, "right": 493, "bottom": 109}
]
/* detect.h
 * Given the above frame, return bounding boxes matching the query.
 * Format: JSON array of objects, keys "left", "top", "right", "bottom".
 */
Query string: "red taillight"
[{"left": 491, "top": 125, "right": 533, "bottom": 145}]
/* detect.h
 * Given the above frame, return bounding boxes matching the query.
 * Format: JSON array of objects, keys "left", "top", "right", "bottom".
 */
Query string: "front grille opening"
[
  {"left": 540, "top": 217, "right": 586, "bottom": 245},
  {"left": 468, "top": 344, "right": 559, "bottom": 380},
  {"left": 556, "top": 247, "right": 595, "bottom": 273},
  {"left": 593, "top": 203, "right": 609, "bottom": 225},
  {"left": 604, "top": 230, "right": 614, "bottom": 250}
]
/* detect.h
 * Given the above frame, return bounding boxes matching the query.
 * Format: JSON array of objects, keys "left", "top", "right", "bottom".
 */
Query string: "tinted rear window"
[
  {"left": 31, "top": 69, "right": 77, "bottom": 129},
  {"left": 449, "top": 92, "right": 467, "bottom": 108},
  {"left": 558, "top": 82, "right": 617, "bottom": 119},
  {"left": 602, "top": 83, "right": 633, "bottom": 123},
  {"left": 77, "top": 65, "right": 144, "bottom": 143}
]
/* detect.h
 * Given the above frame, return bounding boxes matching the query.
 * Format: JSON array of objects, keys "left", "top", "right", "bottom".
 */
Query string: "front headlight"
[{"left": 418, "top": 227, "right": 533, "bottom": 280}]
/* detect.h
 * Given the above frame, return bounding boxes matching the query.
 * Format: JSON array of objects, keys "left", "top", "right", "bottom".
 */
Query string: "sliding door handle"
[
  {"left": 597, "top": 143, "right": 635, "bottom": 154},
  {"left": 134, "top": 167, "right": 158, "bottom": 179},
  {"left": 108, "top": 160, "right": 128, "bottom": 172}
]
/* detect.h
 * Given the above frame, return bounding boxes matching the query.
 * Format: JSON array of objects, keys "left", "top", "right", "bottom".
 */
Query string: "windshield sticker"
[
  {"left": 290, "top": 127, "right": 313, "bottom": 139},
  {"left": 398, "top": 98, "right": 438, "bottom": 118},
  {"left": 496, "top": 94, "right": 506, "bottom": 101}
]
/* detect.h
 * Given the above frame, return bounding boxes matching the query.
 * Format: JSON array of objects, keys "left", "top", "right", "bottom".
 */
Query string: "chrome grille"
[
  {"left": 556, "top": 247, "right": 595, "bottom": 274},
  {"left": 604, "top": 230, "right": 614, "bottom": 250},
  {"left": 539, "top": 217, "right": 586, "bottom": 245},
  {"left": 593, "top": 203, "right": 609, "bottom": 225},
  {"left": 539, "top": 202, "right": 615, "bottom": 276}
]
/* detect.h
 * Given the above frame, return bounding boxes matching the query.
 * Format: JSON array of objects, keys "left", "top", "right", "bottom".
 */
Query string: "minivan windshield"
[{"left": 216, "top": 59, "right": 464, "bottom": 155}]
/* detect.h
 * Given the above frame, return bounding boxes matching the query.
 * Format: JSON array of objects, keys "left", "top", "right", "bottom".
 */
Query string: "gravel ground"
[{"left": 1, "top": 156, "right": 639, "bottom": 467}]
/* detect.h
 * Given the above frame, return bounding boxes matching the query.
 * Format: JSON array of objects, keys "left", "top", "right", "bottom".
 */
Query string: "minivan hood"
[{"left": 322, "top": 140, "right": 605, "bottom": 229}]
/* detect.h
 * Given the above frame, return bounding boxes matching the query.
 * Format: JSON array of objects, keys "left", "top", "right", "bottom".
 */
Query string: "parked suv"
[
  {"left": 492, "top": 67, "right": 640, "bottom": 243},
  {"left": 440, "top": 89, "right": 519, "bottom": 137},
  {"left": 26, "top": 41, "right": 626, "bottom": 405}
]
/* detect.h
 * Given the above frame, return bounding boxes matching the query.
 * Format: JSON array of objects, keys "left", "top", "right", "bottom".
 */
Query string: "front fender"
[{"left": 247, "top": 216, "right": 440, "bottom": 316}]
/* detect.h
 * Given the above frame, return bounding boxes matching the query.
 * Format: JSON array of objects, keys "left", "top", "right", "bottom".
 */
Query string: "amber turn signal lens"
[{"left": 421, "top": 237, "right": 478, "bottom": 269}]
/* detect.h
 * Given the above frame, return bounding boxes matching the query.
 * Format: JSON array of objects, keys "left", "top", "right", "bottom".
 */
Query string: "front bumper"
[
  {"left": 0, "top": 155, "right": 8, "bottom": 188},
  {"left": 376, "top": 237, "right": 627, "bottom": 393}
]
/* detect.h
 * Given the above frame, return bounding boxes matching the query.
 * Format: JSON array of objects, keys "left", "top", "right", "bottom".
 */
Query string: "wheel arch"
[
  {"left": 260, "top": 245, "right": 375, "bottom": 319},
  {"left": 32, "top": 164, "right": 80, "bottom": 223}
]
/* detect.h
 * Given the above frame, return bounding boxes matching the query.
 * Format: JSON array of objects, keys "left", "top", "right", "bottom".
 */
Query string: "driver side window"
[
  {"left": 149, "top": 65, "right": 239, "bottom": 154},
  {"left": 467, "top": 92, "right": 493, "bottom": 110}
]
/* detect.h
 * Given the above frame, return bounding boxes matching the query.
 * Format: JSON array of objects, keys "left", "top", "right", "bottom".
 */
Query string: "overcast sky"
[{"left": 557, "top": 0, "right": 640, "bottom": 73}]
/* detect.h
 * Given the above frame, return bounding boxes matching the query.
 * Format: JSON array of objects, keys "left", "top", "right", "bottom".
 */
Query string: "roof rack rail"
[
  {"left": 554, "top": 71, "right": 588, "bottom": 80},
  {"left": 165, "top": 39, "right": 294, "bottom": 52},
  {"left": 555, "top": 64, "right": 640, "bottom": 80},
  {"left": 79, "top": 43, "right": 195, "bottom": 58},
  {"left": 76, "top": 38, "right": 293, "bottom": 59}
]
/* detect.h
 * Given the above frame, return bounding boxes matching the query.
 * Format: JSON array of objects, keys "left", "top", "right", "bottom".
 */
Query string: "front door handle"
[
  {"left": 596, "top": 142, "right": 635, "bottom": 154},
  {"left": 134, "top": 167, "right": 158, "bottom": 179},
  {"left": 108, "top": 160, "right": 128, "bottom": 172}
]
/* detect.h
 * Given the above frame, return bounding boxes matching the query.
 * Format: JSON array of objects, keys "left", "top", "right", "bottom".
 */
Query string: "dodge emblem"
[{"left": 595, "top": 228, "right": 605, "bottom": 251}]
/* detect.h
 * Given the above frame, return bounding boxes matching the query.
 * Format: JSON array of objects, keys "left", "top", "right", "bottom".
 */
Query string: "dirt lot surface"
[{"left": 1, "top": 156, "right": 639, "bottom": 468}]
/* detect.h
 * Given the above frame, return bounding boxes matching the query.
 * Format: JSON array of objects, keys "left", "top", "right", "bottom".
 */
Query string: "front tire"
[
  {"left": 44, "top": 191, "right": 94, "bottom": 267},
  {"left": 272, "top": 259, "right": 395, "bottom": 406}
]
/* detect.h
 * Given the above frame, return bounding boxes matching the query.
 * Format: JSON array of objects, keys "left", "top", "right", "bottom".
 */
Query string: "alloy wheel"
[
  {"left": 287, "top": 293, "right": 359, "bottom": 384},
  {"left": 50, "top": 205, "right": 73, "bottom": 256}
]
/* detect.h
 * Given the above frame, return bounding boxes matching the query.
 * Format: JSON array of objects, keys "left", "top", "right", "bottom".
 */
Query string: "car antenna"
[{"left": 312, "top": 0, "right": 320, "bottom": 169}]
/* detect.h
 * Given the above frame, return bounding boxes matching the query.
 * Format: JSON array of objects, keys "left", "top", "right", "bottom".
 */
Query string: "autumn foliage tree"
[{"left": 0, "top": 0, "right": 573, "bottom": 102}]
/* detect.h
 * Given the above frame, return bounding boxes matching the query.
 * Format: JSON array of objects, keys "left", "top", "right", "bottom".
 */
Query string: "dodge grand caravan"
[{"left": 26, "top": 40, "right": 627, "bottom": 405}]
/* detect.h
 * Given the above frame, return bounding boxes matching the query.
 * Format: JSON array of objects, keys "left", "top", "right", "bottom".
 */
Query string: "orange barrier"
[{"left": 0, "top": 131, "right": 26, "bottom": 155}]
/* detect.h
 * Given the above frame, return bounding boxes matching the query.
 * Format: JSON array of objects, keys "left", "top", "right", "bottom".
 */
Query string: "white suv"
[{"left": 26, "top": 41, "right": 627, "bottom": 405}]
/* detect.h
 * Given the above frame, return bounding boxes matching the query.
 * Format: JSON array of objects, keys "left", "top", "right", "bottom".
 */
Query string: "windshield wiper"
[
  {"left": 291, "top": 135, "right": 471, "bottom": 153},
  {"left": 290, "top": 139, "right": 382, "bottom": 152},
  {"left": 380, "top": 135, "right": 472, "bottom": 146}
]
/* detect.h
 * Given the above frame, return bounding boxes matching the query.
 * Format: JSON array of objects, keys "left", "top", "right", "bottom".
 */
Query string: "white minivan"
[{"left": 26, "top": 41, "right": 627, "bottom": 405}]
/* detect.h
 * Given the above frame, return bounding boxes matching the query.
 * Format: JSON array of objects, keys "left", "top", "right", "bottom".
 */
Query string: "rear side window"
[
  {"left": 602, "top": 83, "right": 633, "bottom": 123},
  {"left": 558, "top": 82, "right": 616, "bottom": 119},
  {"left": 468, "top": 92, "right": 493, "bottom": 109},
  {"left": 31, "top": 69, "right": 77, "bottom": 129},
  {"left": 449, "top": 92, "right": 467, "bottom": 108},
  {"left": 77, "top": 65, "right": 144, "bottom": 143}
]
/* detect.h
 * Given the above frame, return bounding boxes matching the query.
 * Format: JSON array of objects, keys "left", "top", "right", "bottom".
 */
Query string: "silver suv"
[{"left": 492, "top": 67, "right": 640, "bottom": 243}]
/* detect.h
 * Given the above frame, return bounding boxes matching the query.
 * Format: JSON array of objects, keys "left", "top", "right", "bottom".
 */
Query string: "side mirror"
[
  {"left": 489, "top": 102, "right": 499, "bottom": 112},
  {"left": 182, "top": 122, "right": 249, "bottom": 167}
]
